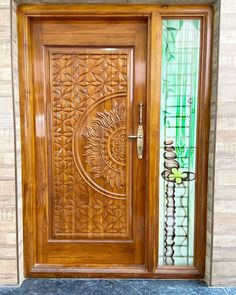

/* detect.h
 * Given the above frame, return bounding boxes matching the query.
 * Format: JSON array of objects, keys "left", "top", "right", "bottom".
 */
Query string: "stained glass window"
[{"left": 159, "top": 19, "right": 201, "bottom": 266}]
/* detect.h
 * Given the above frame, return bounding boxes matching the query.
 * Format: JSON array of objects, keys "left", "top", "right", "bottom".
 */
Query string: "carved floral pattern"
[
  {"left": 50, "top": 51, "right": 129, "bottom": 237},
  {"left": 83, "top": 100, "right": 126, "bottom": 190}
]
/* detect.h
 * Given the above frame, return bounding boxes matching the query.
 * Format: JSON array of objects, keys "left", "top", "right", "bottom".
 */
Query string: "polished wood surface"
[
  {"left": 48, "top": 48, "right": 133, "bottom": 240},
  {"left": 18, "top": 4, "right": 213, "bottom": 278},
  {"left": 30, "top": 18, "right": 147, "bottom": 266}
]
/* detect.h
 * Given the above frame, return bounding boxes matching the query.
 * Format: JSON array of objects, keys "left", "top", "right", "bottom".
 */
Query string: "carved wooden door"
[{"left": 30, "top": 18, "right": 147, "bottom": 272}]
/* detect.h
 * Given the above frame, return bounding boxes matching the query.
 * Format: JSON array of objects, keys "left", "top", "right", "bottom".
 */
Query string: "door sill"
[{"left": 28, "top": 264, "right": 203, "bottom": 279}]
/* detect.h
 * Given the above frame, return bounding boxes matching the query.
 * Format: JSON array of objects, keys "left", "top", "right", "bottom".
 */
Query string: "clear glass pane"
[{"left": 158, "top": 19, "right": 201, "bottom": 266}]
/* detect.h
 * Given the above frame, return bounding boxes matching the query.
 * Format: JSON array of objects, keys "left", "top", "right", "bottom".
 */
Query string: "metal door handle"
[{"left": 128, "top": 102, "right": 144, "bottom": 159}]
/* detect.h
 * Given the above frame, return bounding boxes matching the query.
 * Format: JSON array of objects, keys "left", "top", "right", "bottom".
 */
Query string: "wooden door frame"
[{"left": 18, "top": 4, "right": 213, "bottom": 279}]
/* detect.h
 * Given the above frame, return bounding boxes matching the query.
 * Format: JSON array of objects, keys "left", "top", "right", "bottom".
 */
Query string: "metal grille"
[{"left": 159, "top": 19, "right": 201, "bottom": 266}]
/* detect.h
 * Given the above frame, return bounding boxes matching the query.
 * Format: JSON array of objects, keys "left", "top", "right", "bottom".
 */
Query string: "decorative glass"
[{"left": 159, "top": 19, "right": 201, "bottom": 266}]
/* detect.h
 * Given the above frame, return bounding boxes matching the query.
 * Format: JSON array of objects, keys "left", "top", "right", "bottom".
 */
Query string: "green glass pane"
[{"left": 159, "top": 19, "right": 201, "bottom": 266}]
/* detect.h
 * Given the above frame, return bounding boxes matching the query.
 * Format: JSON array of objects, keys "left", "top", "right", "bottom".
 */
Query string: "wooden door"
[
  {"left": 29, "top": 18, "right": 147, "bottom": 272},
  {"left": 19, "top": 5, "right": 212, "bottom": 279}
]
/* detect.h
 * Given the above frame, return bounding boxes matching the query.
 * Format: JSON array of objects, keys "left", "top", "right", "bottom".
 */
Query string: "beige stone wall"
[
  {"left": 210, "top": 0, "right": 236, "bottom": 286},
  {"left": 0, "top": 0, "right": 18, "bottom": 285},
  {"left": 12, "top": 0, "right": 23, "bottom": 284},
  {"left": 0, "top": 0, "right": 236, "bottom": 287},
  {"left": 205, "top": 0, "right": 220, "bottom": 286}
]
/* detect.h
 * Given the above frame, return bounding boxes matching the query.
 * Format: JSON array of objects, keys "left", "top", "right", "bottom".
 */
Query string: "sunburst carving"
[{"left": 83, "top": 100, "right": 126, "bottom": 190}]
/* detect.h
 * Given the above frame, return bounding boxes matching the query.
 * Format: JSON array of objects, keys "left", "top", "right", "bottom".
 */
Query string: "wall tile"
[
  {"left": 212, "top": 262, "right": 236, "bottom": 277},
  {"left": 214, "top": 201, "right": 236, "bottom": 213},
  {"left": 12, "top": 0, "right": 23, "bottom": 284},
  {"left": 213, "top": 248, "right": 236, "bottom": 261},
  {"left": 221, "top": 0, "right": 236, "bottom": 14},
  {"left": 214, "top": 235, "right": 236, "bottom": 248},
  {"left": 214, "top": 213, "right": 236, "bottom": 235},
  {"left": 214, "top": 185, "right": 236, "bottom": 201},
  {"left": 0, "top": 260, "right": 17, "bottom": 286},
  {"left": 0, "top": 0, "right": 18, "bottom": 286}
]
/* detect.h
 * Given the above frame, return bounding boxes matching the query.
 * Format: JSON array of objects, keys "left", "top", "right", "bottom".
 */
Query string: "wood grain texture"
[
  {"left": 21, "top": 15, "right": 147, "bottom": 274},
  {"left": 194, "top": 6, "right": 213, "bottom": 276},
  {"left": 17, "top": 4, "right": 212, "bottom": 279},
  {"left": 48, "top": 48, "right": 132, "bottom": 239}
]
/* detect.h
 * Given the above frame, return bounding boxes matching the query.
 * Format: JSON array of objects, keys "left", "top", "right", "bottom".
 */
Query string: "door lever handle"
[
  {"left": 128, "top": 134, "right": 142, "bottom": 140},
  {"left": 128, "top": 102, "right": 144, "bottom": 159}
]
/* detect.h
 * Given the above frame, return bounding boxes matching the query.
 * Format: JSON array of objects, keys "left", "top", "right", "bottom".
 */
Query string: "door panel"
[
  {"left": 31, "top": 19, "right": 147, "bottom": 267},
  {"left": 48, "top": 48, "right": 133, "bottom": 240}
]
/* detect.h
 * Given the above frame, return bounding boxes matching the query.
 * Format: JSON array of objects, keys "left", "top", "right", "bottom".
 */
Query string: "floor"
[{"left": 0, "top": 280, "right": 235, "bottom": 295}]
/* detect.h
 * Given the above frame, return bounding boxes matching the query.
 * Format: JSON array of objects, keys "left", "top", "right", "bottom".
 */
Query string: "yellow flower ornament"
[{"left": 168, "top": 168, "right": 187, "bottom": 184}]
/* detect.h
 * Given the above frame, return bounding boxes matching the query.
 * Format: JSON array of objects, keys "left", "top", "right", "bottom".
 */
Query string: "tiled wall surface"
[
  {"left": 205, "top": 0, "right": 220, "bottom": 285},
  {"left": 12, "top": 0, "right": 23, "bottom": 284},
  {"left": 211, "top": 0, "right": 236, "bottom": 286},
  {"left": 0, "top": 0, "right": 236, "bottom": 287},
  {"left": 0, "top": 0, "right": 18, "bottom": 285}
]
